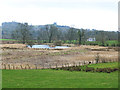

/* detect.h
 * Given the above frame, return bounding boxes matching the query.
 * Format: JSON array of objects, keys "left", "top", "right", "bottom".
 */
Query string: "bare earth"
[{"left": 0, "top": 44, "right": 118, "bottom": 69}]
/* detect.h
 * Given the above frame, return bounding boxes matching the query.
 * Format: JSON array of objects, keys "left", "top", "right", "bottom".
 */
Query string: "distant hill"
[
  {"left": 1, "top": 21, "right": 118, "bottom": 41},
  {"left": 2, "top": 22, "right": 70, "bottom": 39}
]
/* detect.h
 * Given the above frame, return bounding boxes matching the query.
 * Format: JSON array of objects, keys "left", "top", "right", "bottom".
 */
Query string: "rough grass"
[{"left": 2, "top": 62, "right": 118, "bottom": 88}]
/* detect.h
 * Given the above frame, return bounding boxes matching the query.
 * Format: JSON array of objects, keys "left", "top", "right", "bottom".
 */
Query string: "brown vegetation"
[{"left": 1, "top": 44, "right": 118, "bottom": 69}]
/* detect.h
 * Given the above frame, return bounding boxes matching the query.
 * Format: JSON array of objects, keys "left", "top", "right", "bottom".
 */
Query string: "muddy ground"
[{"left": 0, "top": 44, "right": 118, "bottom": 69}]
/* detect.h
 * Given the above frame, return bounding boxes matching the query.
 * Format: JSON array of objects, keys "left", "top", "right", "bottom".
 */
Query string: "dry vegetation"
[{"left": 0, "top": 44, "right": 118, "bottom": 69}]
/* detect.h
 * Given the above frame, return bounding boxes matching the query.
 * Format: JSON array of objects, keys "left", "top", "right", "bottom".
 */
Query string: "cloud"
[{"left": 0, "top": 0, "right": 118, "bottom": 31}]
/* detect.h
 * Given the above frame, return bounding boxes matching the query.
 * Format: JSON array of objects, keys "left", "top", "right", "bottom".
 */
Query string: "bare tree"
[
  {"left": 12, "top": 23, "right": 32, "bottom": 44},
  {"left": 67, "top": 27, "right": 77, "bottom": 43},
  {"left": 77, "top": 28, "right": 84, "bottom": 45},
  {"left": 45, "top": 25, "right": 58, "bottom": 43}
]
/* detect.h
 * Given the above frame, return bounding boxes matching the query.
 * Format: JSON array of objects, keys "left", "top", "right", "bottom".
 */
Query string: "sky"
[{"left": 0, "top": 0, "right": 119, "bottom": 31}]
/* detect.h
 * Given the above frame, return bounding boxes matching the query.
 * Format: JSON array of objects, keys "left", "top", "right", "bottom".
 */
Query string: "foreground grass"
[
  {"left": 2, "top": 62, "right": 118, "bottom": 88},
  {"left": 2, "top": 70, "right": 118, "bottom": 88}
]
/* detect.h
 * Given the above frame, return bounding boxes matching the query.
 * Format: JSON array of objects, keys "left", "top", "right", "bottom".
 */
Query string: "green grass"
[
  {"left": 2, "top": 69, "right": 118, "bottom": 88},
  {"left": 0, "top": 39, "right": 16, "bottom": 41},
  {"left": 2, "top": 62, "right": 118, "bottom": 88},
  {"left": 85, "top": 40, "right": 118, "bottom": 46},
  {"left": 106, "top": 40, "right": 118, "bottom": 44},
  {"left": 88, "top": 62, "right": 118, "bottom": 69}
]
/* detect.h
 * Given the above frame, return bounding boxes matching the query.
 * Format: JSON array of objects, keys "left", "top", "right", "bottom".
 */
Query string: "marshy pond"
[{"left": 27, "top": 45, "right": 69, "bottom": 49}]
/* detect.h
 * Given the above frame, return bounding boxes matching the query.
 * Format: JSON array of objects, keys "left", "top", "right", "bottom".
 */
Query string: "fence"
[{"left": 0, "top": 58, "right": 118, "bottom": 70}]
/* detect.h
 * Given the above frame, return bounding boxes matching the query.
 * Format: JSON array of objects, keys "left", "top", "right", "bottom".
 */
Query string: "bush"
[
  {"left": 27, "top": 40, "right": 35, "bottom": 47},
  {"left": 111, "top": 44, "right": 116, "bottom": 47},
  {"left": 106, "top": 43, "right": 109, "bottom": 47},
  {"left": 43, "top": 40, "right": 47, "bottom": 43},
  {"left": 85, "top": 67, "right": 94, "bottom": 72},
  {"left": 53, "top": 40, "right": 62, "bottom": 46},
  {"left": 95, "top": 53, "right": 99, "bottom": 64}
]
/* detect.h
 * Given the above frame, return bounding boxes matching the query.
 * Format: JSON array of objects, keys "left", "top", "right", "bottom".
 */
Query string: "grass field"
[
  {"left": 2, "top": 62, "right": 118, "bottom": 88},
  {"left": 0, "top": 39, "right": 16, "bottom": 41},
  {"left": 88, "top": 62, "right": 118, "bottom": 69}
]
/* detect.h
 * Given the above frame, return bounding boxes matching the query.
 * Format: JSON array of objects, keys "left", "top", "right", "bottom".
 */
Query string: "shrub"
[
  {"left": 101, "top": 58, "right": 106, "bottom": 63},
  {"left": 96, "top": 68, "right": 103, "bottom": 72},
  {"left": 95, "top": 53, "right": 99, "bottom": 64},
  {"left": 54, "top": 40, "right": 62, "bottom": 46},
  {"left": 85, "top": 67, "right": 94, "bottom": 72},
  {"left": 27, "top": 40, "right": 35, "bottom": 47},
  {"left": 111, "top": 44, "right": 116, "bottom": 47},
  {"left": 106, "top": 43, "right": 109, "bottom": 47},
  {"left": 113, "top": 68, "right": 118, "bottom": 71}
]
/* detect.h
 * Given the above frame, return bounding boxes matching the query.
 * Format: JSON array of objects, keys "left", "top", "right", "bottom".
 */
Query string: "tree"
[
  {"left": 12, "top": 23, "right": 32, "bottom": 44},
  {"left": 78, "top": 29, "right": 84, "bottom": 45},
  {"left": 100, "top": 31, "right": 105, "bottom": 46},
  {"left": 67, "top": 27, "right": 77, "bottom": 43},
  {"left": 45, "top": 25, "right": 58, "bottom": 43}
]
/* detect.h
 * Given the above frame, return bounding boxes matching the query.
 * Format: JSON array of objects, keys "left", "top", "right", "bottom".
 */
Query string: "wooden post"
[
  {"left": 73, "top": 62, "right": 75, "bottom": 67},
  {"left": 84, "top": 61, "right": 85, "bottom": 65},
  {"left": 27, "top": 64, "right": 30, "bottom": 69},
  {"left": 13, "top": 64, "right": 15, "bottom": 70},
  {"left": 56, "top": 63, "right": 57, "bottom": 68},
  {"left": 62, "top": 63, "right": 63, "bottom": 68},
  {"left": 91, "top": 61, "right": 93, "bottom": 64},
  {"left": 65, "top": 63, "right": 66, "bottom": 67},
  {"left": 4, "top": 64, "right": 6, "bottom": 69},
  {"left": 49, "top": 64, "right": 51, "bottom": 69},
  {"left": 8, "top": 64, "right": 10, "bottom": 69},
  {"left": 35, "top": 64, "right": 37, "bottom": 69},
  {"left": 25, "top": 65, "right": 27, "bottom": 69},
  {"left": 68, "top": 63, "right": 69, "bottom": 67},
  {"left": 20, "top": 65, "right": 23, "bottom": 69},
  {"left": 43, "top": 64, "right": 44, "bottom": 69},
  {"left": 76, "top": 63, "right": 77, "bottom": 67},
  {"left": 79, "top": 62, "right": 80, "bottom": 66}
]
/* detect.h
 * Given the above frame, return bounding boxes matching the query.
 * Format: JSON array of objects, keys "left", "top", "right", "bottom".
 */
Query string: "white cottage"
[{"left": 87, "top": 38, "right": 96, "bottom": 41}]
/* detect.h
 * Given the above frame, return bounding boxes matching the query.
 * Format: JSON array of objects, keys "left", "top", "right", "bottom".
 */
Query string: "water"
[{"left": 27, "top": 45, "right": 69, "bottom": 49}]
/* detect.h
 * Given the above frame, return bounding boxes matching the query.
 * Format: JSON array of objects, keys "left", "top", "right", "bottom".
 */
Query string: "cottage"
[{"left": 87, "top": 38, "right": 96, "bottom": 41}]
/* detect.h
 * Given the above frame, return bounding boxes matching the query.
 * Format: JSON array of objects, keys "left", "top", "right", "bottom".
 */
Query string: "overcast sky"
[{"left": 0, "top": 0, "right": 119, "bottom": 31}]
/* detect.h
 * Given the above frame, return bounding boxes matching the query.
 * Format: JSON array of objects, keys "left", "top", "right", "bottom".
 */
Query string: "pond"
[{"left": 27, "top": 45, "right": 69, "bottom": 49}]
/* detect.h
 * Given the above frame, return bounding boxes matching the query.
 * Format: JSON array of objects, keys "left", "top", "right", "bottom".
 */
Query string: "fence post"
[
  {"left": 84, "top": 61, "right": 85, "bottom": 65},
  {"left": 25, "top": 65, "right": 27, "bottom": 69},
  {"left": 35, "top": 64, "right": 37, "bottom": 69},
  {"left": 62, "top": 63, "right": 63, "bottom": 68},
  {"left": 91, "top": 61, "right": 93, "bottom": 64},
  {"left": 73, "top": 62, "right": 75, "bottom": 67},
  {"left": 13, "top": 64, "right": 15, "bottom": 69},
  {"left": 27, "top": 64, "right": 30, "bottom": 69},
  {"left": 76, "top": 63, "right": 77, "bottom": 67},
  {"left": 20, "top": 65, "right": 23, "bottom": 69},
  {"left": 43, "top": 64, "right": 44, "bottom": 69},
  {"left": 4, "top": 64, "right": 6, "bottom": 69},
  {"left": 8, "top": 64, "right": 10, "bottom": 69},
  {"left": 79, "top": 62, "right": 80, "bottom": 66},
  {"left": 49, "top": 64, "right": 51, "bottom": 69},
  {"left": 67, "top": 63, "right": 69, "bottom": 67},
  {"left": 56, "top": 63, "right": 57, "bottom": 68},
  {"left": 65, "top": 63, "right": 66, "bottom": 67}
]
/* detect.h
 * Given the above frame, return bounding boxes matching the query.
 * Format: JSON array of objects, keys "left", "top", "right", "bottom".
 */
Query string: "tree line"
[{"left": 11, "top": 23, "right": 118, "bottom": 46}]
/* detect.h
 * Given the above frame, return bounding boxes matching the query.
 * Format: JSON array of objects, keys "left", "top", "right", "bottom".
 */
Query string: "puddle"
[{"left": 27, "top": 45, "right": 69, "bottom": 49}]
